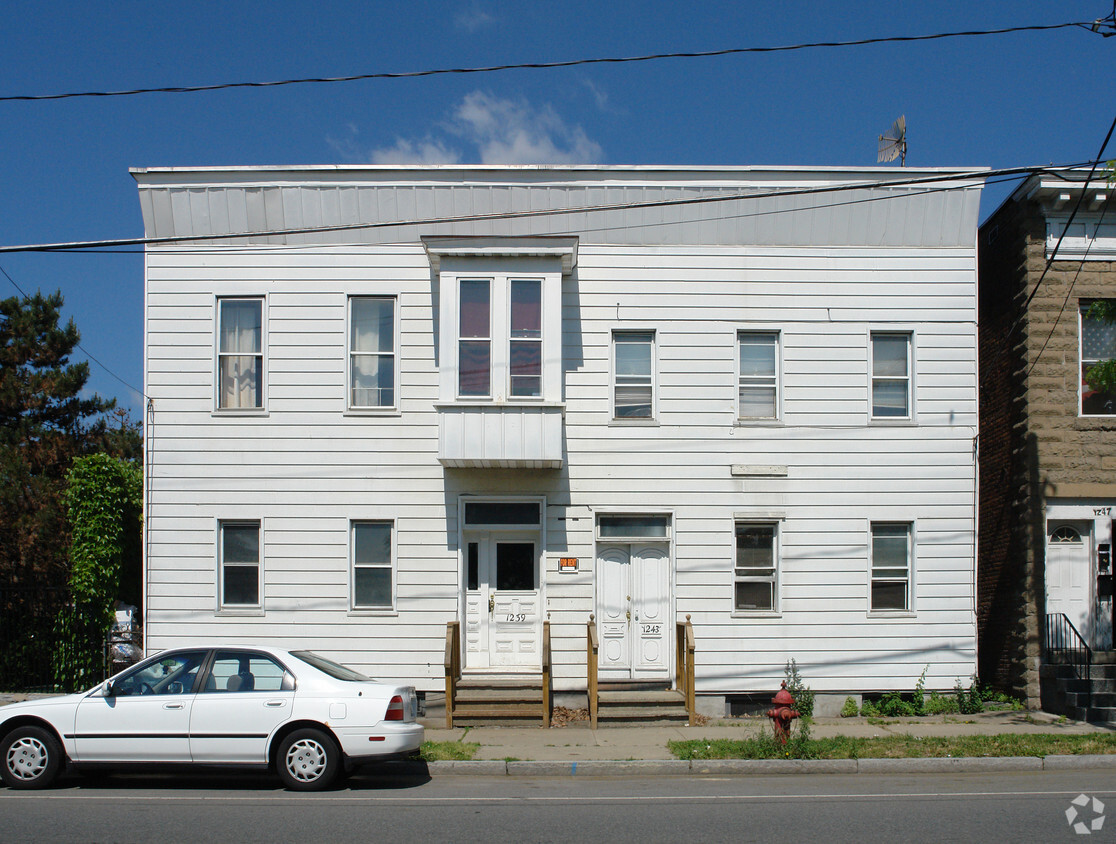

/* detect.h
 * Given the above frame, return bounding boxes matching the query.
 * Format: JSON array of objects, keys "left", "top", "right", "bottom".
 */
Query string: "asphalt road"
[{"left": 2, "top": 768, "right": 1114, "bottom": 843}]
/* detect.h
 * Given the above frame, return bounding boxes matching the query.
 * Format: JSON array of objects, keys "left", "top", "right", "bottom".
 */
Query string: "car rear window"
[{"left": 290, "top": 650, "right": 373, "bottom": 682}]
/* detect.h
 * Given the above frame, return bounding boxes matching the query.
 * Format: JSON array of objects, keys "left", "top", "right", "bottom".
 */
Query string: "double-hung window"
[
  {"left": 456, "top": 276, "right": 544, "bottom": 400},
  {"left": 351, "top": 521, "right": 393, "bottom": 610},
  {"left": 217, "top": 298, "right": 264, "bottom": 409},
  {"left": 349, "top": 296, "right": 396, "bottom": 410},
  {"left": 1080, "top": 301, "right": 1116, "bottom": 416},
  {"left": 738, "top": 331, "right": 779, "bottom": 420},
  {"left": 219, "top": 521, "right": 261, "bottom": 608},
  {"left": 734, "top": 523, "right": 777, "bottom": 612},
  {"left": 871, "top": 332, "right": 912, "bottom": 419},
  {"left": 613, "top": 330, "right": 655, "bottom": 419},
  {"left": 509, "top": 279, "right": 542, "bottom": 397},
  {"left": 870, "top": 522, "right": 912, "bottom": 612}
]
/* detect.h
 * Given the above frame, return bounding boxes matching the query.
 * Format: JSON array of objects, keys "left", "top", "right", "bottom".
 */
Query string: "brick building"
[{"left": 978, "top": 168, "right": 1116, "bottom": 709}]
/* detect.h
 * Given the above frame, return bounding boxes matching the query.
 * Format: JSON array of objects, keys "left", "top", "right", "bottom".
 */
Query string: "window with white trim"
[
  {"left": 217, "top": 298, "right": 264, "bottom": 409},
  {"left": 349, "top": 296, "right": 396, "bottom": 409},
  {"left": 738, "top": 331, "right": 779, "bottom": 420},
  {"left": 456, "top": 276, "right": 545, "bottom": 400},
  {"left": 870, "top": 522, "right": 911, "bottom": 611},
  {"left": 219, "top": 521, "right": 261, "bottom": 608},
  {"left": 1080, "top": 302, "right": 1116, "bottom": 416},
  {"left": 351, "top": 521, "right": 393, "bottom": 610},
  {"left": 734, "top": 523, "right": 777, "bottom": 612},
  {"left": 613, "top": 330, "right": 655, "bottom": 419},
  {"left": 871, "top": 332, "right": 911, "bottom": 419}
]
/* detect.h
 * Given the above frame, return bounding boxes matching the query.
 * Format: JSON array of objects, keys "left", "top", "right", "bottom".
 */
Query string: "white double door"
[
  {"left": 597, "top": 544, "right": 670, "bottom": 680},
  {"left": 464, "top": 531, "right": 541, "bottom": 670}
]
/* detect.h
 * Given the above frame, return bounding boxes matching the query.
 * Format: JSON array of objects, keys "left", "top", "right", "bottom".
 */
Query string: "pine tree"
[{"left": 0, "top": 291, "right": 119, "bottom": 586}]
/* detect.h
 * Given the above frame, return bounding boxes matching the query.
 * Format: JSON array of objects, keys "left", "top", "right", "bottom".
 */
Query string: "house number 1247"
[{"left": 1095, "top": 508, "right": 1112, "bottom": 516}]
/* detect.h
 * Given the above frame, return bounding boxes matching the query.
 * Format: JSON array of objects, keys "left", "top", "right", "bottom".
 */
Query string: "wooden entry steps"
[
  {"left": 596, "top": 684, "right": 691, "bottom": 725},
  {"left": 450, "top": 677, "right": 548, "bottom": 727}
]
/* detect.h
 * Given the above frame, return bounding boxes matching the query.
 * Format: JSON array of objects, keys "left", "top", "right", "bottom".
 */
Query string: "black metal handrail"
[{"left": 1044, "top": 612, "right": 1093, "bottom": 711}]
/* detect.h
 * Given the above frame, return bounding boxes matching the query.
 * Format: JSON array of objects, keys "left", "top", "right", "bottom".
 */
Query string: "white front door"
[
  {"left": 597, "top": 543, "right": 670, "bottom": 680},
  {"left": 464, "top": 531, "right": 541, "bottom": 670},
  {"left": 1047, "top": 522, "right": 1093, "bottom": 642}
]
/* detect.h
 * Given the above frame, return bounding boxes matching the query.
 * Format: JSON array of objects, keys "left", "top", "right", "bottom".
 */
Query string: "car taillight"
[{"left": 386, "top": 695, "right": 405, "bottom": 721}]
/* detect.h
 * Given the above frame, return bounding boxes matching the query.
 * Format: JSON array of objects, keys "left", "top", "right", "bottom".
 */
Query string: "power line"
[
  {"left": 1019, "top": 112, "right": 1116, "bottom": 380},
  {"left": 0, "top": 162, "right": 1080, "bottom": 255},
  {"left": 0, "top": 262, "right": 147, "bottom": 401},
  {"left": 1, "top": 19, "right": 1110, "bottom": 103}
]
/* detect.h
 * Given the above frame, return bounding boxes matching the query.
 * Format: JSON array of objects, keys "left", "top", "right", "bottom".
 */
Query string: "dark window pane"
[
  {"left": 459, "top": 279, "right": 490, "bottom": 338},
  {"left": 496, "top": 543, "right": 535, "bottom": 590},
  {"left": 223, "top": 565, "right": 259, "bottom": 605},
  {"left": 354, "top": 567, "right": 391, "bottom": 608},
  {"left": 599, "top": 515, "right": 669, "bottom": 538},
  {"left": 458, "top": 340, "right": 491, "bottom": 395},
  {"left": 467, "top": 542, "right": 479, "bottom": 591},
  {"left": 735, "top": 525, "right": 774, "bottom": 569},
  {"left": 510, "top": 280, "right": 541, "bottom": 337},
  {"left": 735, "top": 581, "right": 773, "bottom": 611},
  {"left": 464, "top": 502, "right": 541, "bottom": 526},
  {"left": 223, "top": 524, "right": 259, "bottom": 564},
  {"left": 354, "top": 522, "right": 391, "bottom": 565},
  {"left": 872, "top": 581, "right": 908, "bottom": 611}
]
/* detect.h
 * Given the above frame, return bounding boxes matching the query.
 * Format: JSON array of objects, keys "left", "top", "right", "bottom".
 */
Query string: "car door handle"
[
  {"left": 163, "top": 702, "right": 184, "bottom": 710},
  {"left": 265, "top": 700, "right": 286, "bottom": 708}
]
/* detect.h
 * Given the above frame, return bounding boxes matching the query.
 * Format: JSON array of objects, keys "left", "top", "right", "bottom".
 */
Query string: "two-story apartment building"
[
  {"left": 979, "top": 168, "right": 1116, "bottom": 710},
  {"left": 135, "top": 165, "right": 985, "bottom": 714}
]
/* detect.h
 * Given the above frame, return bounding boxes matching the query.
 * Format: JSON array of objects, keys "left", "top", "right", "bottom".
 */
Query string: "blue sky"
[{"left": 0, "top": 1, "right": 1112, "bottom": 417}]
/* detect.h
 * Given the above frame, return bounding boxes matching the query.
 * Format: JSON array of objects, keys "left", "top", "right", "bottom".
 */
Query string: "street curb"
[
  {"left": 857, "top": 756, "right": 1043, "bottom": 773},
  {"left": 416, "top": 754, "right": 1116, "bottom": 777},
  {"left": 1041, "top": 754, "right": 1116, "bottom": 770}
]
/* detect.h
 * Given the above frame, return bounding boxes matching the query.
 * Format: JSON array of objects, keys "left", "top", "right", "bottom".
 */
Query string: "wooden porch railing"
[
  {"left": 444, "top": 621, "right": 461, "bottom": 728},
  {"left": 587, "top": 614, "right": 599, "bottom": 728},
  {"left": 675, "top": 614, "right": 696, "bottom": 723},
  {"left": 542, "top": 618, "right": 552, "bottom": 728}
]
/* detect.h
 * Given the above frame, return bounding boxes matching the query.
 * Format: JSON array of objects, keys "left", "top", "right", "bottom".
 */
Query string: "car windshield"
[{"left": 290, "top": 650, "right": 373, "bottom": 682}]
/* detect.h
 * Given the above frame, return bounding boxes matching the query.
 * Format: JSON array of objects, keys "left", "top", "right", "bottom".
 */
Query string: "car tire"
[
  {"left": 276, "top": 728, "right": 341, "bottom": 791},
  {"left": 1, "top": 725, "right": 64, "bottom": 790}
]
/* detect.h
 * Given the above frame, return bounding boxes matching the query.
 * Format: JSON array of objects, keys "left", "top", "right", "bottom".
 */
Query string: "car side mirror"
[{"left": 103, "top": 680, "right": 116, "bottom": 697}]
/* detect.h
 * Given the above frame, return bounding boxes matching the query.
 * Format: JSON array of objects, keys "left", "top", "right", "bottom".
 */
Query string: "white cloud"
[
  {"left": 369, "top": 137, "right": 461, "bottom": 165},
  {"left": 449, "top": 91, "right": 603, "bottom": 164},
  {"left": 454, "top": 5, "right": 496, "bottom": 32},
  {"left": 364, "top": 90, "right": 604, "bottom": 165}
]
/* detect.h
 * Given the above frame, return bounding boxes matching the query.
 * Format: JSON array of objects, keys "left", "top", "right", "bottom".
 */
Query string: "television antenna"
[{"left": 877, "top": 115, "right": 907, "bottom": 165}]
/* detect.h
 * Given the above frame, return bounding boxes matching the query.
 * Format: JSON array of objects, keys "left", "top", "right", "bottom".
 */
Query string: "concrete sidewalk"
[{"left": 413, "top": 706, "right": 1116, "bottom": 775}]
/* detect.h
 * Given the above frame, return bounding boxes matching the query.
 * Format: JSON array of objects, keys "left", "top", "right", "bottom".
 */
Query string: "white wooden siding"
[{"left": 142, "top": 169, "right": 979, "bottom": 695}]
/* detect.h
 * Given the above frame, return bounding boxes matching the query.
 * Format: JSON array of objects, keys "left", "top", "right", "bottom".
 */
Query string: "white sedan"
[{"left": 0, "top": 645, "right": 424, "bottom": 791}]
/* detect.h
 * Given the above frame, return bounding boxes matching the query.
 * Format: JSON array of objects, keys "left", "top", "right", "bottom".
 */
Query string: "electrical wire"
[
  {"left": 0, "top": 162, "right": 1086, "bottom": 256},
  {"left": 0, "top": 262, "right": 147, "bottom": 400},
  {"left": 0, "top": 20, "right": 1109, "bottom": 103}
]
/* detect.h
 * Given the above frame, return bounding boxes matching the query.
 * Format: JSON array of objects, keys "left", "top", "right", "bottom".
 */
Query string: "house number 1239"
[{"left": 505, "top": 613, "right": 526, "bottom": 623}]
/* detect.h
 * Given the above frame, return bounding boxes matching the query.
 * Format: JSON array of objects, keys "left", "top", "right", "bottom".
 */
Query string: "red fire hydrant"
[{"left": 766, "top": 681, "right": 800, "bottom": 744}]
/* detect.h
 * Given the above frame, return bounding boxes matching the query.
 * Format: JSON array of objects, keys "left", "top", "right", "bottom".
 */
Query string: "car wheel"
[
  {"left": 1, "top": 726, "right": 64, "bottom": 790},
  {"left": 276, "top": 728, "right": 341, "bottom": 791}
]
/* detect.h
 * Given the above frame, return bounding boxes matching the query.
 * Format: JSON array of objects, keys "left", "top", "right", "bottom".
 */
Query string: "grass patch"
[
  {"left": 669, "top": 733, "right": 1116, "bottom": 761},
  {"left": 419, "top": 740, "right": 479, "bottom": 761}
]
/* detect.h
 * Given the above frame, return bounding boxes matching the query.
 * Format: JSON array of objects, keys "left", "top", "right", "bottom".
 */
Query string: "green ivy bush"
[
  {"left": 840, "top": 696, "right": 860, "bottom": 718},
  {"left": 54, "top": 454, "right": 142, "bottom": 691}
]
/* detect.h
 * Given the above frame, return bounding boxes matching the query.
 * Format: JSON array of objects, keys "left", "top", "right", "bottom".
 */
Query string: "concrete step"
[{"left": 595, "top": 705, "right": 690, "bottom": 723}]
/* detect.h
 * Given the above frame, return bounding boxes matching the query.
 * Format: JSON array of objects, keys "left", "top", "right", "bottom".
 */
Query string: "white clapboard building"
[{"left": 135, "top": 165, "right": 985, "bottom": 715}]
